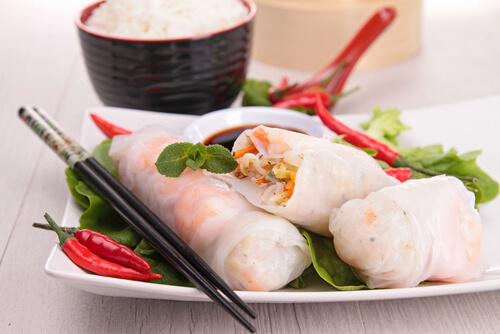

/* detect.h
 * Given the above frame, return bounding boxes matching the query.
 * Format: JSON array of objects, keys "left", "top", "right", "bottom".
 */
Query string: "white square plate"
[{"left": 46, "top": 95, "right": 500, "bottom": 302}]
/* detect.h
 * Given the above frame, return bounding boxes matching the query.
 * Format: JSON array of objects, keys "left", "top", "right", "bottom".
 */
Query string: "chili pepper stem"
[
  {"left": 44, "top": 213, "right": 72, "bottom": 246},
  {"left": 33, "top": 222, "right": 78, "bottom": 235}
]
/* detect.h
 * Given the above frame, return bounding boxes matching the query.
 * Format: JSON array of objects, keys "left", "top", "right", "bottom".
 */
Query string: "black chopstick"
[
  {"left": 19, "top": 106, "right": 256, "bottom": 333},
  {"left": 28, "top": 105, "right": 257, "bottom": 320},
  {"left": 85, "top": 157, "right": 258, "bottom": 317}
]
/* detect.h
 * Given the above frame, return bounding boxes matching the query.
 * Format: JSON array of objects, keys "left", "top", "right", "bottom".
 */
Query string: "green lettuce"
[
  {"left": 299, "top": 229, "right": 366, "bottom": 290},
  {"left": 134, "top": 239, "right": 193, "bottom": 287},
  {"left": 65, "top": 139, "right": 191, "bottom": 286},
  {"left": 65, "top": 168, "right": 140, "bottom": 248},
  {"left": 241, "top": 79, "right": 272, "bottom": 107},
  {"left": 64, "top": 139, "right": 139, "bottom": 247},
  {"left": 359, "top": 107, "right": 499, "bottom": 204},
  {"left": 400, "top": 145, "right": 499, "bottom": 203},
  {"left": 360, "top": 107, "right": 410, "bottom": 147}
]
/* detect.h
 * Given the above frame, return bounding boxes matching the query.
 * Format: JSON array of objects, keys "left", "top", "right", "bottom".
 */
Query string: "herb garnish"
[{"left": 155, "top": 142, "right": 238, "bottom": 177}]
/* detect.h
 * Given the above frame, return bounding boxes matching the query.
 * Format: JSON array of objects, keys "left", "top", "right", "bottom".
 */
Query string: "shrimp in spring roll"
[
  {"left": 329, "top": 175, "right": 484, "bottom": 289},
  {"left": 109, "top": 126, "right": 311, "bottom": 291},
  {"left": 230, "top": 125, "right": 400, "bottom": 236}
]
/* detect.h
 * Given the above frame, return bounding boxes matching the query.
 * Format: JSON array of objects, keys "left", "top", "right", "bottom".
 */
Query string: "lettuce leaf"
[
  {"left": 134, "top": 239, "right": 194, "bottom": 287},
  {"left": 65, "top": 139, "right": 191, "bottom": 285},
  {"left": 91, "top": 138, "right": 119, "bottom": 178},
  {"left": 65, "top": 168, "right": 140, "bottom": 248},
  {"left": 241, "top": 79, "right": 272, "bottom": 107},
  {"left": 358, "top": 108, "right": 499, "bottom": 204},
  {"left": 300, "top": 229, "right": 366, "bottom": 290},
  {"left": 360, "top": 107, "right": 410, "bottom": 147},
  {"left": 400, "top": 145, "right": 499, "bottom": 203}
]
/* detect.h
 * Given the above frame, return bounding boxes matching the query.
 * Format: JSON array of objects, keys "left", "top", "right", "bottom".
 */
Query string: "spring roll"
[
  {"left": 109, "top": 126, "right": 311, "bottom": 291},
  {"left": 231, "top": 125, "right": 400, "bottom": 236},
  {"left": 329, "top": 175, "right": 484, "bottom": 289}
]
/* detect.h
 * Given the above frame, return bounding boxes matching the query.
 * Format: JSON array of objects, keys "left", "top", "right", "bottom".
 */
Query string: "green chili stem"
[
  {"left": 32, "top": 222, "right": 78, "bottom": 235},
  {"left": 43, "top": 213, "right": 72, "bottom": 246}
]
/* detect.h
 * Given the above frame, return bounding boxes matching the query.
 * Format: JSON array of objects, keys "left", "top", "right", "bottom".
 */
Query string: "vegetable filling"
[{"left": 234, "top": 147, "right": 303, "bottom": 205}]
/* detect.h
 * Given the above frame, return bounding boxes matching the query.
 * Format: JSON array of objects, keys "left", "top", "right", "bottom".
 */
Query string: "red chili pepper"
[
  {"left": 314, "top": 94, "right": 400, "bottom": 165},
  {"left": 384, "top": 168, "right": 412, "bottom": 182},
  {"left": 90, "top": 113, "right": 132, "bottom": 138},
  {"left": 43, "top": 214, "right": 162, "bottom": 282},
  {"left": 272, "top": 91, "right": 331, "bottom": 110},
  {"left": 75, "top": 229, "right": 151, "bottom": 272},
  {"left": 268, "top": 76, "right": 292, "bottom": 103},
  {"left": 32, "top": 223, "right": 151, "bottom": 272},
  {"left": 314, "top": 95, "right": 480, "bottom": 185}
]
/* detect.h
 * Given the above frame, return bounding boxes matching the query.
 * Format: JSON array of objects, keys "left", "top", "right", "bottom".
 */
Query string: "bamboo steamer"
[{"left": 251, "top": 0, "right": 422, "bottom": 71}]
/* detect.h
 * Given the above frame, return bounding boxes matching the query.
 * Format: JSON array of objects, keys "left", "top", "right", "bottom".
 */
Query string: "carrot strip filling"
[
  {"left": 233, "top": 144, "right": 257, "bottom": 159},
  {"left": 285, "top": 179, "right": 296, "bottom": 197}
]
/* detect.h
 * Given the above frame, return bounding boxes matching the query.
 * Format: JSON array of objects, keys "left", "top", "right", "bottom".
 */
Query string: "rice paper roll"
[
  {"left": 329, "top": 175, "right": 484, "bottom": 289},
  {"left": 206, "top": 211, "right": 311, "bottom": 291},
  {"left": 109, "top": 126, "right": 311, "bottom": 291},
  {"left": 231, "top": 125, "right": 399, "bottom": 236}
]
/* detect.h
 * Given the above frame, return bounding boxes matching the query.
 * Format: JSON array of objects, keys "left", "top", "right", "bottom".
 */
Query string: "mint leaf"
[
  {"left": 186, "top": 142, "right": 207, "bottom": 170},
  {"left": 156, "top": 142, "right": 238, "bottom": 177},
  {"left": 204, "top": 144, "right": 239, "bottom": 174},
  {"left": 155, "top": 142, "right": 193, "bottom": 177}
]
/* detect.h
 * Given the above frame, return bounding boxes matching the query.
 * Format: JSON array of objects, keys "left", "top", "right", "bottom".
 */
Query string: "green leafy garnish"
[
  {"left": 360, "top": 107, "right": 410, "bottom": 147},
  {"left": 134, "top": 239, "right": 194, "bottom": 287},
  {"left": 91, "top": 138, "right": 119, "bottom": 178},
  {"left": 65, "top": 139, "right": 192, "bottom": 284},
  {"left": 155, "top": 142, "right": 238, "bottom": 177},
  {"left": 65, "top": 140, "right": 141, "bottom": 248},
  {"left": 300, "top": 229, "right": 366, "bottom": 291},
  {"left": 400, "top": 145, "right": 499, "bottom": 203},
  {"left": 241, "top": 79, "right": 273, "bottom": 107},
  {"left": 349, "top": 107, "right": 499, "bottom": 205},
  {"left": 286, "top": 265, "right": 315, "bottom": 289}
]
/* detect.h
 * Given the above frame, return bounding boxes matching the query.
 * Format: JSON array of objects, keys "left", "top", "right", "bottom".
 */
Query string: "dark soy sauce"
[{"left": 203, "top": 125, "right": 305, "bottom": 150}]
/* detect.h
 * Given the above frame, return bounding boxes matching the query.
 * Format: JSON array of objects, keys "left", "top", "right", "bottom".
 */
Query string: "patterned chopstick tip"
[
  {"left": 30, "top": 106, "right": 85, "bottom": 155},
  {"left": 18, "top": 106, "right": 89, "bottom": 167}
]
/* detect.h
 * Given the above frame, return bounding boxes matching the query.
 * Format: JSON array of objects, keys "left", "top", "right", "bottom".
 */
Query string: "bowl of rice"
[{"left": 76, "top": 0, "right": 256, "bottom": 114}]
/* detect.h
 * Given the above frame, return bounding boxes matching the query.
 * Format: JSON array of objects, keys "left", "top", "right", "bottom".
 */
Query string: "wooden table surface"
[{"left": 1, "top": 0, "right": 500, "bottom": 333}]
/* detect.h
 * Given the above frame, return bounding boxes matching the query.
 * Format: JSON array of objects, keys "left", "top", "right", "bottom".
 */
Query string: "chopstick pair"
[{"left": 18, "top": 106, "right": 257, "bottom": 333}]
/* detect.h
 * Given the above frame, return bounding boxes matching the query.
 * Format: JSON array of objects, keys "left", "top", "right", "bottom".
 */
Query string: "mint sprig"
[{"left": 155, "top": 142, "right": 238, "bottom": 177}]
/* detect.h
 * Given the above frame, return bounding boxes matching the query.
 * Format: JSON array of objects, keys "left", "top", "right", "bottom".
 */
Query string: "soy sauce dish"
[{"left": 183, "top": 107, "right": 331, "bottom": 150}]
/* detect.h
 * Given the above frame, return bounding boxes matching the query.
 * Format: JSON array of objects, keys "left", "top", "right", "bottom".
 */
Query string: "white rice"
[{"left": 85, "top": 0, "right": 249, "bottom": 40}]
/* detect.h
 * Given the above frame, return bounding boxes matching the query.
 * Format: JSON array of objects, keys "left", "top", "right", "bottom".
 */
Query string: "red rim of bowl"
[{"left": 76, "top": 0, "right": 257, "bottom": 43}]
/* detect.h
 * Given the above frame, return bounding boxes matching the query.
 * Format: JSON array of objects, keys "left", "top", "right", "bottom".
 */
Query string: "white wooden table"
[{"left": 1, "top": 0, "right": 500, "bottom": 332}]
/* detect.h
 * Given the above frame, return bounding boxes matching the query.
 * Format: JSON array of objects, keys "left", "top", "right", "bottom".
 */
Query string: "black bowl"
[{"left": 76, "top": 0, "right": 256, "bottom": 115}]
